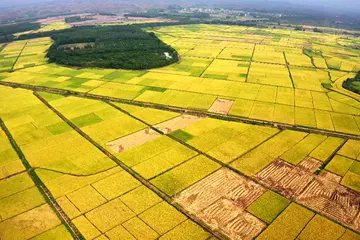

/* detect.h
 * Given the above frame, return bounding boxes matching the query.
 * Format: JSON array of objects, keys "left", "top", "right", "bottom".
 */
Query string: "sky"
[
  {"left": 273, "top": 0, "right": 360, "bottom": 11},
  {"left": 0, "top": 0, "right": 359, "bottom": 13}
]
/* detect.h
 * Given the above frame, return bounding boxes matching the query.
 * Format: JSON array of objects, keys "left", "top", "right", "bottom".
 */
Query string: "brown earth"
[
  {"left": 175, "top": 168, "right": 266, "bottom": 239},
  {"left": 106, "top": 114, "right": 203, "bottom": 153},
  {"left": 208, "top": 98, "right": 235, "bottom": 115}
]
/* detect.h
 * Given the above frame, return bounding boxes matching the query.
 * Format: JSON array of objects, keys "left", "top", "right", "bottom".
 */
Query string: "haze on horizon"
[{"left": 0, "top": 0, "right": 359, "bottom": 14}]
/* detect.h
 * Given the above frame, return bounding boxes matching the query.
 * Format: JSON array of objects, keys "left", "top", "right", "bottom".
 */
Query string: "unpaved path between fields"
[
  {"left": 0, "top": 118, "right": 84, "bottom": 240},
  {"left": 283, "top": 51, "right": 295, "bottom": 88},
  {"left": 34, "top": 93, "right": 226, "bottom": 240},
  {"left": 0, "top": 81, "right": 359, "bottom": 140},
  {"left": 11, "top": 41, "right": 28, "bottom": 71}
]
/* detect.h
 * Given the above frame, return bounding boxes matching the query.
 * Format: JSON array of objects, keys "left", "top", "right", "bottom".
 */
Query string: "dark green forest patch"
[
  {"left": 342, "top": 72, "right": 360, "bottom": 94},
  {"left": 46, "top": 25, "right": 179, "bottom": 70},
  {"left": 0, "top": 22, "right": 40, "bottom": 43}
]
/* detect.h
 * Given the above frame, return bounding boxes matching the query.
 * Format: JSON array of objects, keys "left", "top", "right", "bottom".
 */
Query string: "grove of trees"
[{"left": 44, "top": 25, "right": 179, "bottom": 70}]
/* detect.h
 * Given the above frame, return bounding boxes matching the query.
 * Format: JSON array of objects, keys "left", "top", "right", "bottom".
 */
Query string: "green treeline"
[
  {"left": 342, "top": 72, "right": 360, "bottom": 94},
  {"left": 0, "top": 22, "right": 40, "bottom": 43},
  {"left": 65, "top": 16, "right": 94, "bottom": 23},
  {"left": 65, "top": 16, "right": 85, "bottom": 23},
  {"left": 46, "top": 25, "right": 179, "bottom": 70}
]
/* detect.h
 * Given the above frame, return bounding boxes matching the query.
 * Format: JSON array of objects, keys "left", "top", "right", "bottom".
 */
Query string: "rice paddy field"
[{"left": 0, "top": 23, "right": 360, "bottom": 240}]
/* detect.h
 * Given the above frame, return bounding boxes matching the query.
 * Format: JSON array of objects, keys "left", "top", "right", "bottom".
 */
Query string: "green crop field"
[{"left": 0, "top": 21, "right": 359, "bottom": 240}]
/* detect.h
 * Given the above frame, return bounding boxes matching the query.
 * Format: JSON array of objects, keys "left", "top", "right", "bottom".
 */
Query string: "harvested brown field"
[
  {"left": 297, "top": 176, "right": 360, "bottom": 226},
  {"left": 353, "top": 213, "right": 360, "bottom": 232},
  {"left": 106, "top": 114, "right": 203, "bottom": 153},
  {"left": 208, "top": 98, "right": 234, "bottom": 115},
  {"left": 255, "top": 158, "right": 360, "bottom": 231},
  {"left": 71, "top": 15, "right": 172, "bottom": 26},
  {"left": 255, "top": 159, "right": 314, "bottom": 198},
  {"left": 319, "top": 170, "right": 342, "bottom": 183},
  {"left": 106, "top": 127, "right": 161, "bottom": 153},
  {"left": 175, "top": 168, "right": 266, "bottom": 239},
  {"left": 37, "top": 14, "right": 90, "bottom": 24},
  {"left": 154, "top": 114, "right": 204, "bottom": 132},
  {"left": 298, "top": 157, "right": 322, "bottom": 173}
]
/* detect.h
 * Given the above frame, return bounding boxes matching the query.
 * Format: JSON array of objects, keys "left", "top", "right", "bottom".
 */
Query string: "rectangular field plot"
[
  {"left": 36, "top": 167, "right": 209, "bottom": 239},
  {"left": 253, "top": 46, "right": 286, "bottom": 64},
  {"left": 202, "top": 59, "right": 249, "bottom": 81},
  {"left": 0, "top": 41, "right": 26, "bottom": 72},
  {"left": 0, "top": 204, "right": 65, "bottom": 240},
  {"left": 39, "top": 94, "right": 147, "bottom": 144},
  {"left": 13, "top": 38, "right": 52, "bottom": 70},
  {"left": 184, "top": 45, "right": 224, "bottom": 58},
  {"left": 42, "top": 95, "right": 218, "bottom": 186},
  {"left": 324, "top": 140, "right": 360, "bottom": 192},
  {"left": 150, "top": 155, "right": 220, "bottom": 196},
  {"left": 231, "top": 130, "right": 308, "bottom": 176},
  {"left": 331, "top": 112, "right": 360, "bottom": 135},
  {"left": 280, "top": 134, "right": 327, "bottom": 165},
  {"left": 135, "top": 89, "right": 217, "bottom": 111},
  {"left": 0, "top": 86, "right": 115, "bottom": 175},
  {"left": 313, "top": 56, "right": 328, "bottom": 69},
  {"left": 106, "top": 114, "right": 203, "bottom": 154},
  {"left": 217, "top": 45, "right": 254, "bottom": 61},
  {"left": 0, "top": 129, "right": 24, "bottom": 179},
  {"left": 256, "top": 203, "right": 314, "bottom": 240},
  {"left": 3, "top": 70, "right": 106, "bottom": 93},
  {"left": 112, "top": 102, "right": 180, "bottom": 125},
  {"left": 117, "top": 135, "right": 198, "bottom": 178},
  {"left": 337, "top": 139, "right": 360, "bottom": 160},
  {"left": 0, "top": 172, "right": 68, "bottom": 240},
  {"left": 328, "top": 91, "right": 360, "bottom": 113},
  {"left": 285, "top": 52, "right": 313, "bottom": 67},
  {"left": 151, "top": 56, "right": 212, "bottom": 77},
  {"left": 170, "top": 118, "right": 279, "bottom": 163},
  {"left": 176, "top": 168, "right": 267, "bottom": 240},
  {"left": 291, "top": 67, "right": 330, "bottom": 91},
  {"left": 324, "top": 54, "right": 359, "bottom": 71},
  {"left": 208, "top": 98, "right": 234, "bottom": 114},
  {"left": 247, "top": 62, "right": 292, "bottom": 87}
]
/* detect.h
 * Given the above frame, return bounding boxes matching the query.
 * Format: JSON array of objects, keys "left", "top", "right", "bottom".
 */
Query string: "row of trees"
[
  {"left": 65, "top": 16, "right": 95, "bottom": 23},
  {"left": 45, "top": 25, "right": 179, "bottom": 70}
]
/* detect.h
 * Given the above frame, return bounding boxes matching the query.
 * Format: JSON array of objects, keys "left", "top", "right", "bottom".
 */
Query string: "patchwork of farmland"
[{"left": 0, "top": 23, "right": 360, "bottom": 239}]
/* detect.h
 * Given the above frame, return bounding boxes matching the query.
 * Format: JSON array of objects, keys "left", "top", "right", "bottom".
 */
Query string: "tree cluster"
[
  {"left": 45, "top": 25, "right": 179, "bottom": 70},
  {"left": 0, "top": 22, "right": 40, "bottom": 43},
  {"left": 342, "top": 72, "right": 360, "bottom": 94}
]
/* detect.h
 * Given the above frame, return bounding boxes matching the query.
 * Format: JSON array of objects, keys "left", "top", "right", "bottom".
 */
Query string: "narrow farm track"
[
  {"left": 283, "top": 51, "right": 296, "bottom": 88},
  {"left": 0, "top": 118, "right": 84, "bottom": 240},
  {"left": 0, "top": 169, "right": 28, "bottom": 181},
  {"left": 315, "top": 139, "right": 348, "bottom": 175},
  {"left": 34, "top": 166, "right": 119, "bottom": 177},
  {"left": 107, "top": 102, "right": 360, "bottom": 236},
  {"left": 11, "top": 41, "right": 27, "bottom": 71},
  {"left": 1, "top": 81, "right": 360, "bottom": 140},
  {"left": 245, "top": 43, "right": 256, "bottom": 82},
  {"left": 34, "top": 92, "right": 227, "bottom": 240}
]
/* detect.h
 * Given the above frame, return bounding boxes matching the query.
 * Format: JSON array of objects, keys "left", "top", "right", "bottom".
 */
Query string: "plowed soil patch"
[
  {"left": 106, "top": 114, "right": 203, "bottom": 153},
  {"left": 175, "top": 168, "right": 266, "bottom": 239},
  {"left": 297, "top": 176, "right": 360, "bottom": 226},
  {"left": 208, "top": 98, "right": 234, "bottom": 115}
]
